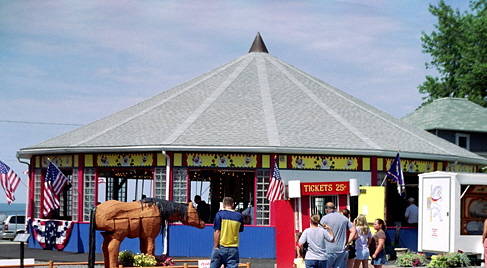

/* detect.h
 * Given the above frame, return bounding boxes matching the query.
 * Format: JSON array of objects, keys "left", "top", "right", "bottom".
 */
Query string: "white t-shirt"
[{"left": 405, "top": 204, "right": 418, "bottom": 224}]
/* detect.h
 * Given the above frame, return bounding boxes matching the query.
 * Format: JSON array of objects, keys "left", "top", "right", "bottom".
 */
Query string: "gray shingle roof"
[
  {"left": 17, "top": 38, "right": 487, "bottom": 165},
  {"left": 402, "top": 97, "right": 487, "bottom": 132}
]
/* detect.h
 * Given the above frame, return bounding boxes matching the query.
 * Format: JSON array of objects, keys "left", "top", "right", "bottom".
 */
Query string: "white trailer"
[{"left": 418, "top": 171, "right": 487, "bottom": 256}]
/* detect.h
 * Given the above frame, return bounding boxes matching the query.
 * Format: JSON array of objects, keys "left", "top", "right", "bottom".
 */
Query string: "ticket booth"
[
  {"left": 288, "top": 179, "right": 360, "bottom": 234},
  {"left": 418, "top": 171, "right": 487, "bottom": 256}
]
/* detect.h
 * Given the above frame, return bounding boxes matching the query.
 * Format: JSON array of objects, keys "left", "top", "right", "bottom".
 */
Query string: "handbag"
[
  {"left": 368, "top": 237, "right": 377, "bottom": 256},
  {"left": 347, "top": 243, "right": 356, "bottom": 259}
]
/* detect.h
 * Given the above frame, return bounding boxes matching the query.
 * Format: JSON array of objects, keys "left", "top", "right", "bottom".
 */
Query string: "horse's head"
[
  {"left": 145, "top": 198, "right": 205, "bottom": 229},
  {"left": 184, "top": 202, "right": 205, "bottom": 229},
  {"left": 166, "top": 201, "right": 205, "bottom": 229}
]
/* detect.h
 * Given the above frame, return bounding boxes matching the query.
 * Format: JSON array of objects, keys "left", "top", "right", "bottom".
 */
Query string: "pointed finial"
[{"left": 248, "top": 32, "right": 269, "bottom": 53}]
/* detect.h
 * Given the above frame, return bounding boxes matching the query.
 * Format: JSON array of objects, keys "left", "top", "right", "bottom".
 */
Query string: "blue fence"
[{"left": 28, "top": 222, "right": 276, "bottom": 259}]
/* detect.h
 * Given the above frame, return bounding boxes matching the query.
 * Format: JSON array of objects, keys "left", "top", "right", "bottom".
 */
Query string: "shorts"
[
  {"left": 370, "top": 251, "right": 387, "bottom": 265},
  {"left": 355, "top": 248, "right": 370, "bottom": 260}
]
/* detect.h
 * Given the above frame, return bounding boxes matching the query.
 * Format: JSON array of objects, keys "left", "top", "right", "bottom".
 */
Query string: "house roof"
[
  {"left": 402, "top": 98, "right": 487, "bottom": 132},
  {"left": 17, "top": 34, "right": 487, "bottom": 165}
]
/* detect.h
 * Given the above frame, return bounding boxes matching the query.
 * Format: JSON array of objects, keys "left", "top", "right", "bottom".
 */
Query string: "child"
[
  {"left": 353, "top": 214, "right": 372, "bottom": 268},
  {"left": 370, "top": 218, "right": 388, "bottom": 268},
  {"left": 294, "top": 232, "right": 305, "bottom": 268}
]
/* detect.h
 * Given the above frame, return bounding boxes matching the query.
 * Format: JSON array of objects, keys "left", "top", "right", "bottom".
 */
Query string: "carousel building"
[{"left": 17, "top": 33, "right": 487, "bottom": 265}]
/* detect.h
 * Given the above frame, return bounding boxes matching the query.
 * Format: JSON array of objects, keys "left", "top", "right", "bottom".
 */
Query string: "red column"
[{"left": 274, "top": 199, "right": 295, "bottom": 268}]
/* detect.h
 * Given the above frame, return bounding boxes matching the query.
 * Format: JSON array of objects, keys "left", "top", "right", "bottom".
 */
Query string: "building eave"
[{"left": 17, "top": 145, "right": 487, "bottom": 166}]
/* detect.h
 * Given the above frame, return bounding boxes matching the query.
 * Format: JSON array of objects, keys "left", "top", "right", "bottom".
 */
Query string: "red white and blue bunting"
[{"left": 32, "top": 219, "right": 73, "bottom": 250}]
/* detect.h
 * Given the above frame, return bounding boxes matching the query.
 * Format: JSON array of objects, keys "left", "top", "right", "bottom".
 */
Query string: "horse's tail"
[{"left": 88, "top": 206, "right": 97, "bottom": 268}]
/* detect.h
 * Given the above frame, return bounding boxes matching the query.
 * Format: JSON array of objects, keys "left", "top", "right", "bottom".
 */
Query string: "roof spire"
[{"left": 248, "top": 32, "right": 269, "bottom": 53}]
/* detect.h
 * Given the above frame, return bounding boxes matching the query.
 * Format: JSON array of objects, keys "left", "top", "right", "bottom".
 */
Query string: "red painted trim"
[
  {"left": 253, "top": 170, "right": 257, "bottom": 222},
  {"left": 371, "top": 157, "right": 378, "bottom": 186},
  {"left": 287, "top": 155, "right": 292, "bottom": 168},
  {"left": 27, "top": 157, "right": 34, "bottom": 219},
  {"left": 185, "top": 167, "right": 190, "bottom": 203},
  {"left": 167, "top": 152, "right": 174, "bottom": 201},
  {"left": 77, "top": 154, "right": 84, "bottom": 221},
  {"left": 338, "top": 195, "right": 348, "bottom": 211},
  {"left": 301, "top": 197, "right": 310, "bottom": 231}
]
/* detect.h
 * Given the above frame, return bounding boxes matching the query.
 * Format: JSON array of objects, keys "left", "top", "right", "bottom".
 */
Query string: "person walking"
[
  {"left": 298, "top": 214, "right": 335, "bottom": 268},
  {"left": 370, "top": 218, "right": 387, "bottom": 268},
  {"left": 353, "top": 214, "right": 372, "bottom": 268},
  {"left": 320, "top": 202, "right": 356, "bottom": 268},
  {"left": 211, "top": 196, "right": 244, "bottom": 268}
]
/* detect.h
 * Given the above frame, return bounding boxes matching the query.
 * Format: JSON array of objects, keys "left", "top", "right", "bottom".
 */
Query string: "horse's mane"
[{"left": 141, "top": 198, "right": 188, "bottom": 222}]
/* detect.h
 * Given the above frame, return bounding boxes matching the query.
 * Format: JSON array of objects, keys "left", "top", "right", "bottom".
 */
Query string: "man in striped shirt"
[{"left": 211, "top": 196, "right": 244, "bottom": 268}]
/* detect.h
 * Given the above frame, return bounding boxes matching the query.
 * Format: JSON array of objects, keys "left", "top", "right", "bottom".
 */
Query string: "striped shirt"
[{"left": 213, "top": 209, "right": 244, "bottom": 247}]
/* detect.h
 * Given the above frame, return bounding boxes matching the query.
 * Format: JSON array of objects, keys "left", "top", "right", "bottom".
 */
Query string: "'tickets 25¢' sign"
[{"left": 300, "top": 182, "right": 350, "bottom": 196}]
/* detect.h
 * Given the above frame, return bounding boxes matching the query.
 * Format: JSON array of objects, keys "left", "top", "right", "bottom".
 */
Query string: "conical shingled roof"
[{"left": 18, "top": 35, "right": 487, "bottom": 165}]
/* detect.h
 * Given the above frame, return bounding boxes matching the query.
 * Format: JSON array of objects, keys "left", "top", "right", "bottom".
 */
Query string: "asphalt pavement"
[{"left": 0, "top": 241, "right": 276, "bottom": 268}]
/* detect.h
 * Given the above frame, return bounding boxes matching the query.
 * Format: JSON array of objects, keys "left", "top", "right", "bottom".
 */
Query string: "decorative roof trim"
[
  {"left": 248, "top": 32, "right": 269, "bottom": 53},
  {"left": 17, "top": 146, "right": 487, "bottom": 165}
]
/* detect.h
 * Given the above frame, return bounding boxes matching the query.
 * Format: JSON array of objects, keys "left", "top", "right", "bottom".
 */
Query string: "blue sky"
[{"left": 0, "top": 0, "right": 470, "bottom": 204}]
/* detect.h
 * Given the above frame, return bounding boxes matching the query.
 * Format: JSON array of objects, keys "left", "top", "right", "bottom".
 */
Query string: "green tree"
[{"left": 420, "top": 0, "right": 487, "bottom": 108}]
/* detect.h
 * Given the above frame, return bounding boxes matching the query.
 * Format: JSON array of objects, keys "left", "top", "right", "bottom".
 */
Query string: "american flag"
[
  {"left": 43, "top": 162, "right": 68, "bottom": 216},
  {"left": 387, "top": 153, "right": 405, "bottom": 197},
  {"left": 0, "top": 160, "right": 21, "bottom": 204},
  {"left": 266, "top": 160, "right": 284, "bottom": 202}
]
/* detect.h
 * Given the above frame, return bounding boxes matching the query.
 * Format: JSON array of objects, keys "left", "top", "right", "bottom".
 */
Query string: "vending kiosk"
[{"left": 418, "top": 171, "right": 487, "bottom": 256}]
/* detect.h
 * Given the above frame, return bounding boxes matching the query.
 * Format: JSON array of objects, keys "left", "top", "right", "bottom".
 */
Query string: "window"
[
  {"left": 154, "top": 168, "right": 167, "bottom": 199},
  {"left": 461, "top": 184, "right": 487, "bottom": 235},
  {"left": 83, "top": 168, "right": 95, "bottom": 222},
  {"left": 309, "top": 196, "right": 338, "bottom": 217},
  {"left": 456, "top": 133, "right": 470, "bottom": 150}
]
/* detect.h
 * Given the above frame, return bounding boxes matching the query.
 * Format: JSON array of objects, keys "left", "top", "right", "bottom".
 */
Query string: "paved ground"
[
  {"left": 0, "top": 240, "right": 407, "bottom": 268},
  {"left": 0, "top": 242, "right": 276, "bottom": 268}
]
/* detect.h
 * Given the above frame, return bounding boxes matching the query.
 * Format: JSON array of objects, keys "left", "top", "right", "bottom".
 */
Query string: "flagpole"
[{"left": 380, "top": 175, "right": 387, "bottom": 186}]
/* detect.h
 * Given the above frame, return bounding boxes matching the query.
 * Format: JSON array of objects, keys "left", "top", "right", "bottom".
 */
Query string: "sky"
[{"left": 0, "top": 0, "right": 471, "bottom": 205}]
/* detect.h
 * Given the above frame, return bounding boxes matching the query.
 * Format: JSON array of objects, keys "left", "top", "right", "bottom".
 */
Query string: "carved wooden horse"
[{"left": 91, "top": 198, "right": 205, "bottom": 268}]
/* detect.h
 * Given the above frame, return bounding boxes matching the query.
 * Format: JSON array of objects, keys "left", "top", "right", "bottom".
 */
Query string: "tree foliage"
[{"left": 420, "top": 0, "right": 487, "bottom": 108}]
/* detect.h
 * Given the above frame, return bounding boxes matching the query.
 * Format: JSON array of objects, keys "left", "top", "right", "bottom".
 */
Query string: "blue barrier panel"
[
  {"left": 28, "top": 222, "right": 275, "bottom": 259},
  {"left": 386, "top": 227, "right": 418, "bottom": 253}
]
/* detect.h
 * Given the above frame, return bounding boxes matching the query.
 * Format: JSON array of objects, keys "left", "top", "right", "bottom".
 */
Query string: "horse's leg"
[
  {"left": 102, "top": 232, "right": 124, "bottom": 268},
  {"left": 139, "top": 236, "right": 156, "bottom": 256},
  {"left": 139, "top": 237, "right": 148, "bottom": 254},
  {"left": 101, "top": 232, "right": 111, "bottom": 268},
  {"left": 146, "top": 237, "right": 156, "bottom": 256}
]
